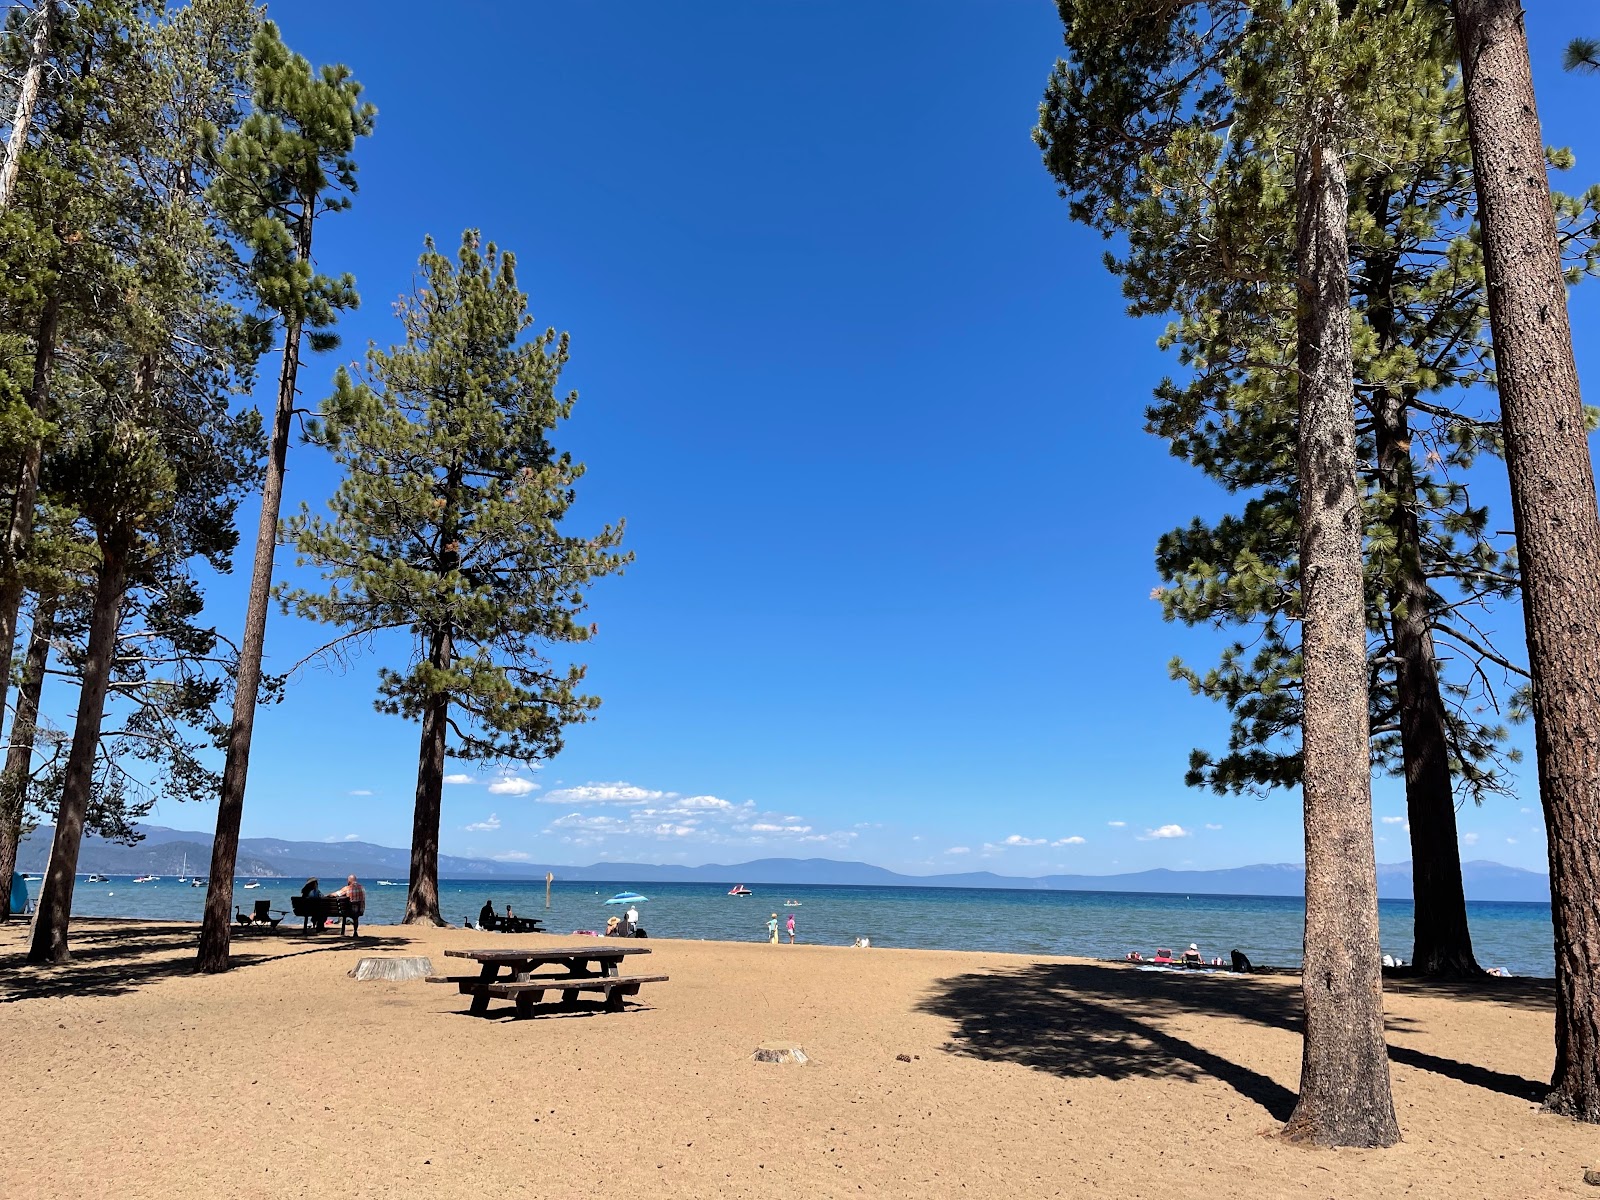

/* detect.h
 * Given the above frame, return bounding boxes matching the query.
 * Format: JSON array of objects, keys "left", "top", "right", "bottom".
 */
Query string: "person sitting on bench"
[
  {"left": 301, "top": 878, "right": 325, "bottom": 929},
  {"left": 479, "top": 899, "right": 498, "bottom": 931}
]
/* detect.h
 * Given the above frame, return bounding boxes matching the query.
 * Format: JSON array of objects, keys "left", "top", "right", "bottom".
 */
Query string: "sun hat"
[{"left": 1189, "top": 943, "right": 1198, "bottom": 950}]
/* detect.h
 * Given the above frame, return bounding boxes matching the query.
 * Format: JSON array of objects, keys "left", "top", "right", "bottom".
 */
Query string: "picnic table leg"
[{"left": 469, "top": 964, "right": 498, "bottom": 1017}]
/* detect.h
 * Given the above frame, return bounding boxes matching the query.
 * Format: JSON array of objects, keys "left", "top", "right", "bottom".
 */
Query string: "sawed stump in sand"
[
  {"left": 752, "top": 1043, "right": 808, "bottom": 1064},
  {"left": 349, "top": 956, "right": 434, "bottom": 982}
]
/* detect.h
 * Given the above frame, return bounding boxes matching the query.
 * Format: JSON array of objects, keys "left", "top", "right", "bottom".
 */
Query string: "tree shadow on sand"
[
  {"left": 0, "top": 919, "right": 411, "bottom": 1003},
  {"left": 916, "top": 962, "right": 1551, "bottom": 1120}
]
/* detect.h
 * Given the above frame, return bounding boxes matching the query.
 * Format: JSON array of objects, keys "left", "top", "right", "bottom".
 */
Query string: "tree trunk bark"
[
  {"left": 1357, "top": 176, "right": 1481, "bottom": 978},
  {"left": 1372, "top": 393, "right": 1481, "bottom": 975},
  {"left": 403, "top": 625, "right": 452, "bottom": 926},
  {"left": 0, "top": 597, "right": 54, "bottom": 921},
  {"left": 1452, "top": 0, "right": 1600, "bottom": 1121},
  {"left": 0, "top": 290, "right": 61, "bottom": 751},
  {"left": 1281, "top": 120, "right": 1401, "bottom": 1148},
  {"left": 0, "top": 0, "right": 55, "bottom": 213},
  {"left": 196, "top": 302, "right": 303, "bottom": 972},
  {"left": 26, "top": 540, "right": 126, "bottom": 963}
]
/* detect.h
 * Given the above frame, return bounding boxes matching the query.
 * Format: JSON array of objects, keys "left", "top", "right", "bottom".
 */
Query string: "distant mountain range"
[{"left": 14, "top": 823, "right": 1552, "bottom": 902}]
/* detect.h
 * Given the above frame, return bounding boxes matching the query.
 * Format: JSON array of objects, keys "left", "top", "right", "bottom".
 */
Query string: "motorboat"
[
  {"left": 86, "top": 873, "right": 109, "bottom": 883},
  {"left": 242, "top": 881, "right": 262, "bottom": 889},
  {"left": 133, "top": 874, "right": 157, "bottom": 883},
  {"left": 376, "top": 880, "right": 398, "bottom": 886},
  {"left": 727, "top": 885, "right": 752, "bottom": 896}
]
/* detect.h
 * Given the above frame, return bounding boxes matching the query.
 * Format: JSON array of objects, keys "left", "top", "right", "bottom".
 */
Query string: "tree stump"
[
  {"left": 752, "top": 1043, "right": 808, "bottom": 1064},
  {"left": 349, "top": 956, "right": 434, "bottom": 982}
]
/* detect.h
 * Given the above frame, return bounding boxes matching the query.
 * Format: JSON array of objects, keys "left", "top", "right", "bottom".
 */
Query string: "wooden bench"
[
  {"left": 479, "top": 914, "right": 545, "bottom": 934},
  {"left": 484, "top": 973, "right": 670, "bottom": 1016},
  {"left": 290, "top": 894, "right": 364, "bottom": 936}
]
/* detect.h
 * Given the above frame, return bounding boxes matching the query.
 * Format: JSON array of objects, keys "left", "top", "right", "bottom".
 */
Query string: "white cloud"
[
  {"left": 1142, "top": 824, "right": 1190, "bottom": 840},
  {"left": 491, "top": 851, "right": 534, "bottom": 862},
  {"left": 488, "top": 776, "right": 539, "bottom": 796},
  {"left": 540, "top": 782, "right": 664, "bottom": 805},
  {"left": 1107, "top": 820, "right": 1126, "bottom": 828},
  {"left": 464, "top": 813, "right": 501, "bottom": 832},
  {"left": 748, "top": 822, "right": 812, "bottom": 834},
  {"left": 1055, "top": 836, "right": 1086, "bottom": 846},
  {"left": 1462, "top": 832, "right": 1479, "bottom": 845},
  {"left": 1506, "top": 837, "right": 1518, "bottom": 845},
  {"left": 341, "top": 834, "right": 361, "bottom": 841},
  {"left": 1380, "top": 816, "right": 1404, "bottom": 825},
  {"left": 1519, "top": 807, "right": 1533, "bottom": 814},
  {"left": 945, "top": 846, "right": 971, "bottom": 855},
  {"left": 550, "top": 812, "right": 627, "bottom": 832},
  {"left": 347, "top": 789, "right": 373, "bottom": 797},
  {"left": 1003, "top": 834, "right": 1047, "bottom": 846},
  {"left": 1204, "top": 823, "right": 1223, "bottom": 831},
  {"left": 443, "top": 774, "right": 474, "bottom": 786},
  {"left": 676, "top": 794, "right": 734, "bottom": 811}
]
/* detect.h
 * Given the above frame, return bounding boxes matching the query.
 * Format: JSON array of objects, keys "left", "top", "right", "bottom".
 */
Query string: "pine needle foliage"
[{"left": 282, "top": 231, "right": 629, "bottom": 922}]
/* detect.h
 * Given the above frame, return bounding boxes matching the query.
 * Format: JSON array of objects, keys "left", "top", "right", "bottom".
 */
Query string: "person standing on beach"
[
  {"left": 767, "top": 913, "right": 779, "bottom": 944},
  {"left": 786, "top": 913, "right": 796, "bottom": 944}
]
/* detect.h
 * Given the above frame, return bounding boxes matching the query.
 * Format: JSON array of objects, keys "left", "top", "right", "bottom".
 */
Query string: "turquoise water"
[{"left": 30, "top": 875, "right": 1557, "bottom": 977}]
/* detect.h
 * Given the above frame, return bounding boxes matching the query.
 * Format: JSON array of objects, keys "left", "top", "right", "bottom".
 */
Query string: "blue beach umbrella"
[{"left": 603, "top": 891, "right": 648, "bottom": 905}]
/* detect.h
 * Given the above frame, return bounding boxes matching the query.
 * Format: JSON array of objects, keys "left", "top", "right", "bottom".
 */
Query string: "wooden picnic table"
[{"left": 435, "top": 945, "right": 665, "bottom": 1018}]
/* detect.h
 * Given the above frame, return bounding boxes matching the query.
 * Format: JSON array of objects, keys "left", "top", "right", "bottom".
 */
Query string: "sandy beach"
[{"left": 1, "top": 919, "right": 1593, "bottom": 1199}]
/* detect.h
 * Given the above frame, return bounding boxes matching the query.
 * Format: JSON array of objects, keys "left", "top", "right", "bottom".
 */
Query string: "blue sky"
[{"left": 81, "top": 2, "right": 1600, "bottom": 876}]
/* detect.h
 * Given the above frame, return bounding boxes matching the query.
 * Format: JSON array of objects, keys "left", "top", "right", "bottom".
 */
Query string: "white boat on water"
[
  {"left": 133, "top": 875, "right": 157, "bottom": 883},
  {"left": 783, "top": 900, "right": 802, "bottom": 907},
  {"left": 376, "top": 880, "right": 398, "bottom": 886},
  {"left": 242, "top": 881, "right": 262, "bottom": 890}
]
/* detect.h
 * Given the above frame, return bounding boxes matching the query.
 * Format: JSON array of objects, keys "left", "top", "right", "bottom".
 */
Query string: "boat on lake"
[
  {"left": 783, "top": 900, "right": 801, "bottom": 907},
  {"left": 727, "top": 885, "right": 752, "bottom": 896},
  {"left": 86, "top": 873, "right": 109, "bottom": 884}
]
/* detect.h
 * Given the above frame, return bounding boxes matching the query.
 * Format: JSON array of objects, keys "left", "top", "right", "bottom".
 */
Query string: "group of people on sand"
[
  {"left": 765, "top": 912, "right": 797, "bottom": 944},
  {"left": 1125, "top": 942, "right": 1228, "bottom": 968}
]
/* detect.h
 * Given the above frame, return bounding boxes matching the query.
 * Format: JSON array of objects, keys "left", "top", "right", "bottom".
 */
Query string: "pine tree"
[
  {"left": 26, "top": 0, "right": 263, "bottom": 963},
  {"left": 1128, "top": 46, "right": 1600, "bottom": 974},
  {"left": 196, "top": 20, "right": 373, "bottom": 972},
  {"left": 0, "top": 1, "right": 56, "bottom": 212},
  {"left": 1034, "top": 0, "right": 1421, "bottom": 1145},
  {"left": 1451, "top": 0, "right": 1600, "bottom": 1122},
  {"left": 281, "top": 231, "right": 629, "bottom": 926}
]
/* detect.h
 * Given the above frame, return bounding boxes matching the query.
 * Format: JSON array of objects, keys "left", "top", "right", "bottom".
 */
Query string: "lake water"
[{"left": 29, "top": 875, "right": 1557, "bottom": 977}]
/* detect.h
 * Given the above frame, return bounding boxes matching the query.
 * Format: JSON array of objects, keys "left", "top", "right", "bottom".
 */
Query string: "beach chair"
[{"left": 236, "top": 898, "right": 284, "bottom": 931}]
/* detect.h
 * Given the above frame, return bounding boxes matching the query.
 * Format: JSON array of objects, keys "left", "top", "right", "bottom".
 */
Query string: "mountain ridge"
[{"left": 14, "top": 824, "right": 1552, "bottom": 902}]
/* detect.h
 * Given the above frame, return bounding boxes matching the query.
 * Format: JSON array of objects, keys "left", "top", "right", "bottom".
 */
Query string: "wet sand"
[{"left": 1, "top": 919, "right": 1592, "bottom": 1198}]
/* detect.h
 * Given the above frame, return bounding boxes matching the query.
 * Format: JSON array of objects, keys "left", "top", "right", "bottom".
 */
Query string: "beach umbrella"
[{"left": 603, "top": 891, "right": 648, "bottom": 905}]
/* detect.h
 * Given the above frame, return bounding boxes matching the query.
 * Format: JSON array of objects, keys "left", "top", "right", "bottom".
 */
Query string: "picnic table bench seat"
[
  {"left": 289, "top": 894, "right": 364, "bottom": 936},
  {"left": 485, "top": 973, "right": 670, "bottom": 1014}
]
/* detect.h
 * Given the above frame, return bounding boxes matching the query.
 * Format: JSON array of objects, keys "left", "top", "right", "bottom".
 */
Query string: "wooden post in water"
[{"left": 545, "top": 872, "right": 553, "bottom": 909}]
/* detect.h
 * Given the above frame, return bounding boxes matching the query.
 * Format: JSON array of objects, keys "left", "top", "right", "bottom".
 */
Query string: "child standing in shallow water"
[
  {"left": 767, "top": 913, "right": 779, "bottom": 944},
  {"left": 786, "top": 913, "right": 796, "bottom": 943}
]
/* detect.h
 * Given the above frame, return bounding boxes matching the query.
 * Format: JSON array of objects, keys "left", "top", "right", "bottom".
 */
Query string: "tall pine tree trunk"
[
  {"left": 27, "top": 540, "right": 127, "bottom": 963},
  {"left": 0, "top": 0, "right": 55, "bottom": 213},
  {"left": 1452, "top": 0, "right": 1600, "bottom": 1120},
  {"left": 0, "top": 597, "right": 54, "bottom": 921},
  {"left": 1359, "top": 181, "right": 1480, "bottom": 977},
  {"left": 0, "top": 291, "right": 60, "bottom": 749},
  {"left": 197, "top": 302, "right": 304, "bottom": 971},
  {"left": 1374, "top": 395, "right": 1480, "bottom": 975},
  {"left": 403, "top": 625, "right": 452, "bottom": 926},
  {"left": 1281, "top": 118, "right": 1400, "bottom": 1148}
]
